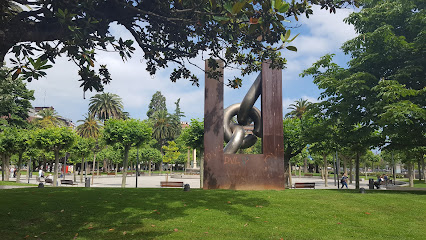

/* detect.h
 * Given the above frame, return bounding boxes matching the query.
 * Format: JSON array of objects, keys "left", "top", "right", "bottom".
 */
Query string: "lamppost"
[{"left": 136, "top": 148, "right": 139, "bottom": 188}]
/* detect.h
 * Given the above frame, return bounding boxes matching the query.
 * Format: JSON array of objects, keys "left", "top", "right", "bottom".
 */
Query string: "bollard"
[
  {"left": 38, "top": 183, "right": 44, "bottom": 188},
  {"left": 368, "top": 178, "right": 374, "bottom": 190},
  {"left": 359, "top": 188, "right": 366, "bottom": 194},
  {"left": 85, "top": 177, "right": 90, "bottom": 187},
  {"left": 184, "top": 184, "right": 190, "bottom": 191}
]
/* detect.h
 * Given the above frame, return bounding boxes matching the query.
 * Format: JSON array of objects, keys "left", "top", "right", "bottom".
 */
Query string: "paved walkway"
[{"left": 1, "top": 174, "right": 415, "bottom": 190}]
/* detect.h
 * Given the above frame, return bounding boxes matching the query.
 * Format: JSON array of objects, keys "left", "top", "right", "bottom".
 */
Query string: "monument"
[{"left": 203, "top": 60, "right": 285, "bottom": 190}]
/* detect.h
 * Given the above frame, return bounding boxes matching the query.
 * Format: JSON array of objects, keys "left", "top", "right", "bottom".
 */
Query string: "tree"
[
  {"left": 102, "top": 119, "right": 152, "bottom": 187},
  {"left": 342, "top": 0, "right": 425, "bottom": 151},
  {"left": 162, "top": 141, "right": 181, "bottom": 172},
  {"left": 2, "top": 0, "right": 359, "bottom": 91},
  {"left": 88, "top": 93, "right": 124, "bottom": 121},
  {"left": 34, "top": 108, "right": 64, "bottom": 128},
  {"left": 140, "top": 147, "right": 162, "bottom": 176},
  {"left": 32, "top": 127, "right": 76, "bottom": 186},
  {"left": 0, "top": 67, "right": 34, "bottom": 130},
  {"left": 147, "top": 91, "right": 167, "bottom": 119},
  {"left": 285, "top": 98, "right": 311, "bottom": 119},
  {"left": 172, "top": 98, "right": 185, "bottom": 137},
  {"left": 151, "top": 110, "right": 177, "bottom": 153},
  {"left": 302, "top": 54, "right": 382, "bottom": 189},
  {"left": 70, "top": 135, "right": 94, "bottom": 183},
  {"left": 76, "top": 114, "right": 102, "bottom": 138},
  {"left": 180, "top": 119, "right": 204, "bottom": 152}
]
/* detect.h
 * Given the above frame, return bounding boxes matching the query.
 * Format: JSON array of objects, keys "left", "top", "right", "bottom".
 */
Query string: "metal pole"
[
  {"left": 136, "top": 148, "right": 139, "bottom": 188},
  {"left": 28, "top": 157, "right": 31, "bottom": 184},
  {"left": 333, "top": 154, "right": 337, "bottom": 186},
  {"left": 336, "top": 151, "right": 340, "bottom": 189}
]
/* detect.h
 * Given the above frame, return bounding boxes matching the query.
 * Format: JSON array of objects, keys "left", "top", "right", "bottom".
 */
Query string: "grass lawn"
[
  {"left": 401, "top": 179, "right": 426, "bottom": 188},
  {"left": 0, "top": 188, "right": 425, "bottom": 240},
  {"left": 0, "top": 181, "right": 37, "bottom": 186}
]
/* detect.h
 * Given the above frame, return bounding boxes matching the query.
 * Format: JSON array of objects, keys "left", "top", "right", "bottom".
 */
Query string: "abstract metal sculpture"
[
  {"left": 223, "top": 74, "right": 263, "bottom": 154},
  {"left": 204, "top": 60, "right": 285, "bottom": 190}
]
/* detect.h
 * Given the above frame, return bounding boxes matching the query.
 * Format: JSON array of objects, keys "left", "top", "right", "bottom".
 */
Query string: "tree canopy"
[{"left": 2, "top": 0, "right": 359, "bottom": 92}]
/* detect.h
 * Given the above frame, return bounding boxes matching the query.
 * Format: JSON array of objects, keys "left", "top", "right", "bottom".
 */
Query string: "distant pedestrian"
[
  {"left": 340, "top": 173, "right": 348, "bottom": 189},
  {"left": 39, "top": 169, "right": 44, "bottom": 178}
]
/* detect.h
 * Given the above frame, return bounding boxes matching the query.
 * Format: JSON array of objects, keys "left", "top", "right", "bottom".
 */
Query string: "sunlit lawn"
[
  {"left": 401, "top": 179, "right": 426, "bottom": 188},
  {"left": 0, "top": 181, "right": 37, "bottom": 186},
  {"left": 0, "top": 188, "right": 425, "bottom": 240}
]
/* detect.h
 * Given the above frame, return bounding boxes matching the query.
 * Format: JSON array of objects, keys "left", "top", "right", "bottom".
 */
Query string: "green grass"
[
  {"left": 0, "top": 188, "right": 425, "bottom": 240},
  {"left": 0, "top": 181, "right": 37, "bottom": 186},
  {"left": 401, "top": 179, "right": 426, "bottom": 188}
]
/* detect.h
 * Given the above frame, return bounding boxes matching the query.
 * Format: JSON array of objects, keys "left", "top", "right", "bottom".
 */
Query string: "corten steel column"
[{"left": 203, "top": 60, "right": 285, "bottom": 190}]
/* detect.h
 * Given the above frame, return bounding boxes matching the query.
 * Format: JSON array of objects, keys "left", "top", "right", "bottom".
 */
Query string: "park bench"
[
  {"left": 293, "top": 182, "right": 315, "bottom": 189},
  {"left": 304, "top": 174, "right": 313, "bottom": 177},
  {"left": 160, "top": 181, "right": 184, "bottom": 188},
  {"left": 45, "top": 178, "right": 53, "bottom": 184},
  {"left": 61, "top": 179, "right": 77, "bottom": 186},
  {"left": 107, "top": 172, "right": 116, "bottom": 176}
]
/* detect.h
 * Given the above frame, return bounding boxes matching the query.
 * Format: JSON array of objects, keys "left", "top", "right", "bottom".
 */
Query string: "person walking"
[{"left": 340, "top": 173, "right": 348, "bottom": 189}]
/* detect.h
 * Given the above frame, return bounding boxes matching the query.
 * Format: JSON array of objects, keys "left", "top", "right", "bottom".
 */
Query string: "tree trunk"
[
  {"left": 288, "top": 161, "right": 293, "bottom": 188},
  {"left": 417, "top": 160, "right": 422, "bottom": 181},
  {"left": 186, "top": 148, "right": 190, "bottom": 171},
  {"left": 5, "top": 155, "right": 10, "bottom": 181},
  {"left": 304, "top": 158, "right": 308, "bottom": 173},
  {"left": 121, "top": 146, "right": 130, "bottom": 188},
  {"left": 16, "top": 153, "right": 23, "bottom": 183},
  {"left": 355, "top": 152, "right": 360, "bottom": 189},
  {"left": 149, "top": 159, "right": 152, "bottom": 176},
  {"left": 323, "top": 154, "right": 328, "bottom": 187},
  {"left": 97, "top": 159, "right": 100, "bottom": 178},
  {"left": 408, "top": 162, "right": 414, "bottom": 187},
  {"left": 365, "top": 162, "right": 368, "bottom": 179},
  {"left": 92, "top": 153, "right": 96, "bottom": 184},
  {"left": 74, "top": 164, "right": 77, "bottom": 183},
  {"left": 115, "top": 163, "right": 118, "bottom": 176},
  {"left": 1, "top": 154, "right": 5, "bottom": 181},
  {"left": 343, "top": 157, "right": 347, "bottom": 175},
  {"left": 200, "top": 150, "right": 204, "bottom": 189},
  {"left": 349, "top": 158, "right": 353, "bottom": 184},
  {"left": 53, "top": 150, "right": 59, "bottom": 187},
  {"left": 422, "top": 155, "right": 425, "bottom": 184},
  {"left": 26, "top": 158, "right": 31, "bottom": 183},
  {"left": 298, "top": 165, "right": 302, "bottom": 178},
  {"left": 80, "top": 158, "right": 84, "bottom": 183},
  {"left": 103, "top": 159, "right": 107, "bottom": 172},
  {"left": 283, "top": 155, "right": 290, "bottom": 188}
]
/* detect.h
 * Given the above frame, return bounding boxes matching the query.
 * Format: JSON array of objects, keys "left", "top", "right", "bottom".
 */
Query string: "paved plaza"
[{"left": 2, "top": 173, "right": 404, "bottom": 190}]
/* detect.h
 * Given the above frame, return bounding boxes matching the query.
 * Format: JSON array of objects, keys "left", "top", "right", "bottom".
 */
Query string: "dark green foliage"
[
  {"left": 0, "top": 67, "right": 34, "bottom": 130},
  {"left": 1, "top": 0, "right": 359, "bottom": 91}
]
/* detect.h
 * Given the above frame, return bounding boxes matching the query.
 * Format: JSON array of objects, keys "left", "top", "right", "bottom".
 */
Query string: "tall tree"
[
  {"left": 147, "top": 91, "right": 167, "bottom": 119},
  {"left": 34, "top": 108, "right": 63, "bottom": 128},
  {"left": 76, "top": 114, "right": 102, "bottom": 138},
  {"left": 102, "top": 119, "right": 152, "bottom": 188},
  {"left": 342, "top": 0, "right": 425, "bottom": 151},
  {"left": 2, "top": 0, "right": 359, "bottom": 92},
  {"left": 151, "top": 110, "right": 176, "bottom": 152},
  {"left": 285, "top": 98, "right": 311, "bottom": 119},
  {"left": 88, "top": 92, "right": 124, "bottom": 121},
  {"left": 32, "top": 127, "right": 76, "bottom": 186},
  {"left": 172, "top": 98, "right": 185, "bottom": 137},
  {"left": 0, "top": 67, "right": 34, "bottom": 130}
]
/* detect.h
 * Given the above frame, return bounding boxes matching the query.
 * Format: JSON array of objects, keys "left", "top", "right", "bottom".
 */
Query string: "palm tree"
[
  {"left": 35, "top": 108, "right": 63, "bottom": 127},
  {"left": 88, "top": 92, "right": 124, "bottom": 121},
  {"left": 76, "top": 114, "right": 102, "bottom": 138},
  {"left": 151, "top": 110, "right": 176, "bottom": 151},
  {"left": 285, "top": 98, "right": 311, "bottom": 119}
]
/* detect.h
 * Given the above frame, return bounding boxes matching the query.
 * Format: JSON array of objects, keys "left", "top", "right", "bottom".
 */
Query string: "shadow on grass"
[{"left": 0, "top": 188, "right": 270, "bottom": 240}]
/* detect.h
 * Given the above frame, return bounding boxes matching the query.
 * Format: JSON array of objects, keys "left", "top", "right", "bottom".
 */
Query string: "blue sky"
[{"left": 7, "top": 5, "right": 359, "bottom": 125}]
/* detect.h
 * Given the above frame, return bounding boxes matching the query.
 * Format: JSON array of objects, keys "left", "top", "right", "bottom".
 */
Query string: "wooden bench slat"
[
  {"left": 160, "top": 181, "right": 184, "bottom": 188},
  {"left": 293, "top": 183, "right": 316, "bottom": 189}
]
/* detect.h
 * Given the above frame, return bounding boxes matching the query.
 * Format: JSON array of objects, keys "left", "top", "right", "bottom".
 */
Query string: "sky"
[{"left": 6, "top": 5, "right": 359, "bottom": 125}]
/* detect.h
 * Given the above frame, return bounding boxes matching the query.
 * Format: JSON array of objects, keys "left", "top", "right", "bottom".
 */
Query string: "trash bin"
[
  {"left": 369, "top": 178, "right": 374, "bottom": 190},
  {"left": 85, "top": 177, "right": 90, "bottom": 187}
]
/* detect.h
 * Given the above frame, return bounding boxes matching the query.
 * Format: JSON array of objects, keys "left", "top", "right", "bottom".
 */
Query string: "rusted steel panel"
[
  {"left": 203, "top": 60, "right": 285, "bottom": 190},
  {"left": 203, "top": 60, "right": 224, "bottom": 189}
]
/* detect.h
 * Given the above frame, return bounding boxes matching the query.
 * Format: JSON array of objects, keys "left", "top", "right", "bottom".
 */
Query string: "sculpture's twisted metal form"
[{"left": 224, "top": 74, "right": 263, "bottom": 154}]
